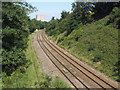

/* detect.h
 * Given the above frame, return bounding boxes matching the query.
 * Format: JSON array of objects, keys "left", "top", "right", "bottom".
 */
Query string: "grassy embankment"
[
  {"left": 2, "top": 32, "right": 70, "bottom": 88},
  {"left": 47, "top": 8, "right": 119, "bottom": 82},
  {"left": 25, "top": 32, "right": 43, "bottom": 88}
]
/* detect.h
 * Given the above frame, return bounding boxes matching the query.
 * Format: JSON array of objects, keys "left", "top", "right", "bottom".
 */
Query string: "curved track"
[{"left": 36, "top": 31, "right": 118, "bottom": 89}]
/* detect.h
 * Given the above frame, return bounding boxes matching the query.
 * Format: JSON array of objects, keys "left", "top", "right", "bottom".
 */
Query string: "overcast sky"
[{"left": 27, "top": 1, "right": 74, "bottom": 22}]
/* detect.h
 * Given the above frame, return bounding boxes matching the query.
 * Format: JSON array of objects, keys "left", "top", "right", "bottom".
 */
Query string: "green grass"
[
  {"left": 51, "top": 76, "right": 70, "bottom": 88},
  {"left": 48, "top": 11, "right": 119, "bottom": 82},
  {"left": 25, "top": 32, "right": 43, "bottom": 88}
]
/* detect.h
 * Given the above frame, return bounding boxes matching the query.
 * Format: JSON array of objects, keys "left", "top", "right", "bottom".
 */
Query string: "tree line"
[
  {"left": 46, "top": 2, "right": 120, "bottom": 36},
  {"left": 2, "top": 2, "right": 46, "bottom": 76}
]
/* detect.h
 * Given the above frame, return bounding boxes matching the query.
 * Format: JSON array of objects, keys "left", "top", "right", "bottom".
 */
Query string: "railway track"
[
  {"left": 37, "top": 32, "right": 81, "bottom": 89},
  {"left": 36, "top": 31, "right": 118, "bottom": 89}
]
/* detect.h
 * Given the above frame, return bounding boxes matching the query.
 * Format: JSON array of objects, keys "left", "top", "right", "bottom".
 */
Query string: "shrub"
[
  {"left": 2, "top": 47, "right": 29, "bottom": 75},
  {"left": 88, "top": 45, "right": 95, "bottom": 51},
  {"left": 93, "top": 53, "right": 103, "bottom": 62},
  {"left": 56, "top": 32, "right": 67, "bottom": 44},
  {"left": 2, "top": 69, "right": 27, "bottom": 88},
  {"left": 40, "top": 74, "right": 52, "bottom": 88},
  {"left": 106, "top": 7, "right": 120, "bottom": 29},
  {"left": 68, "top": 28, "right": 84, "bottom": 41},
  {"left": 51, "top": 76, "right": 69, "bottom": 88}
]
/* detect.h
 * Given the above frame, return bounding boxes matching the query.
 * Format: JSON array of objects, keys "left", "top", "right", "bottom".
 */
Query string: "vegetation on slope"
[{"left": 46, "top": 2, "right": 120, "bottom": 82}]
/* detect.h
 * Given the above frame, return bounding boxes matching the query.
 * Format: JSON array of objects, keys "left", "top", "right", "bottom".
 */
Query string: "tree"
[
  {"left": 92, "top": 2, "right": 120, "bottom": 19},
  {"left": 51, "top": 17, "right": 55, "bottom": 20},
  {"left": 71, "top": 2, "right": 93, "bottom": 24},
  {"left": 2, "top": 2, "right": 36, "bottom": 75},
  {"left": 29, "top": 18, "right": 48, "bottom": 33},
  {"left": 60, "top": 11, "right": 69, "bottom": 20}
]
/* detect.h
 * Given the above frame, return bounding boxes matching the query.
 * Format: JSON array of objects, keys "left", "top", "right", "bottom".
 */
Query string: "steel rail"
[
  {"left": 37, "top": 32, "right": 82, "bottom": 89},
  {"left": 39, "top": 32, "right": 91, "bottom": 89}
]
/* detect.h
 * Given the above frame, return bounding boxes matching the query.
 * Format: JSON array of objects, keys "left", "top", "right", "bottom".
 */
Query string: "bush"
[
  {"left": 68, "top": 28, "right": 84, "bottom": 41},
  {"left": 93, "top": 53, "right": 103, "bottom": 62},
  {"left": 40, "top": 75, "right": 69, "bottom": 88},
  {"left": 51, "top": 76, "right": 69, "bottom": 88},
  {"left": 106, "top": 7, "right": 120, "bottom": 29},
  {"left": 88, "top": 45, "right": 95, "bottom": 51},
  {"left": 40, "top": 74, "right": 52, "bottom": 88},
  {"left": 2, "top": 69, "right": 27, "bottom": 88},
  {"left": 2, "top": 47, "right": 29, "bottom": 75},
  {"left": 56, "top": 31, "right": 67, "bottom": 44}
]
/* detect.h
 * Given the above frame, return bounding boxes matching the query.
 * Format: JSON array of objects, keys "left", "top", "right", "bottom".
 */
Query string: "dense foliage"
[
  {"left": 2, "top": 1, "right": 47, "bottom": 74},
  {"left": 2, "top": 2, "right": 49, "bottom": 88},
  {"left": 46, "top": 2, "right": 120, "bottom": 82},
  {"left": 92, "top": 2, "right": 120, "bottom": 19},
  {"left": 2, "top": 2, "right": 34, "bottom": 75},
  {"left": 46, "top": 2, "right": 94, "bottom": 36},
  {"left": 29, "top": 18, "right": 47, "bottom": 33},
  {"left": 46, "top": 2, "right": 120, "bottom": 36}
]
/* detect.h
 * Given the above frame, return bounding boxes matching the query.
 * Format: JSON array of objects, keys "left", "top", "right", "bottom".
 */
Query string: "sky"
[{"left": 27, "top": 1, "right": 74, "bottom": 22}]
